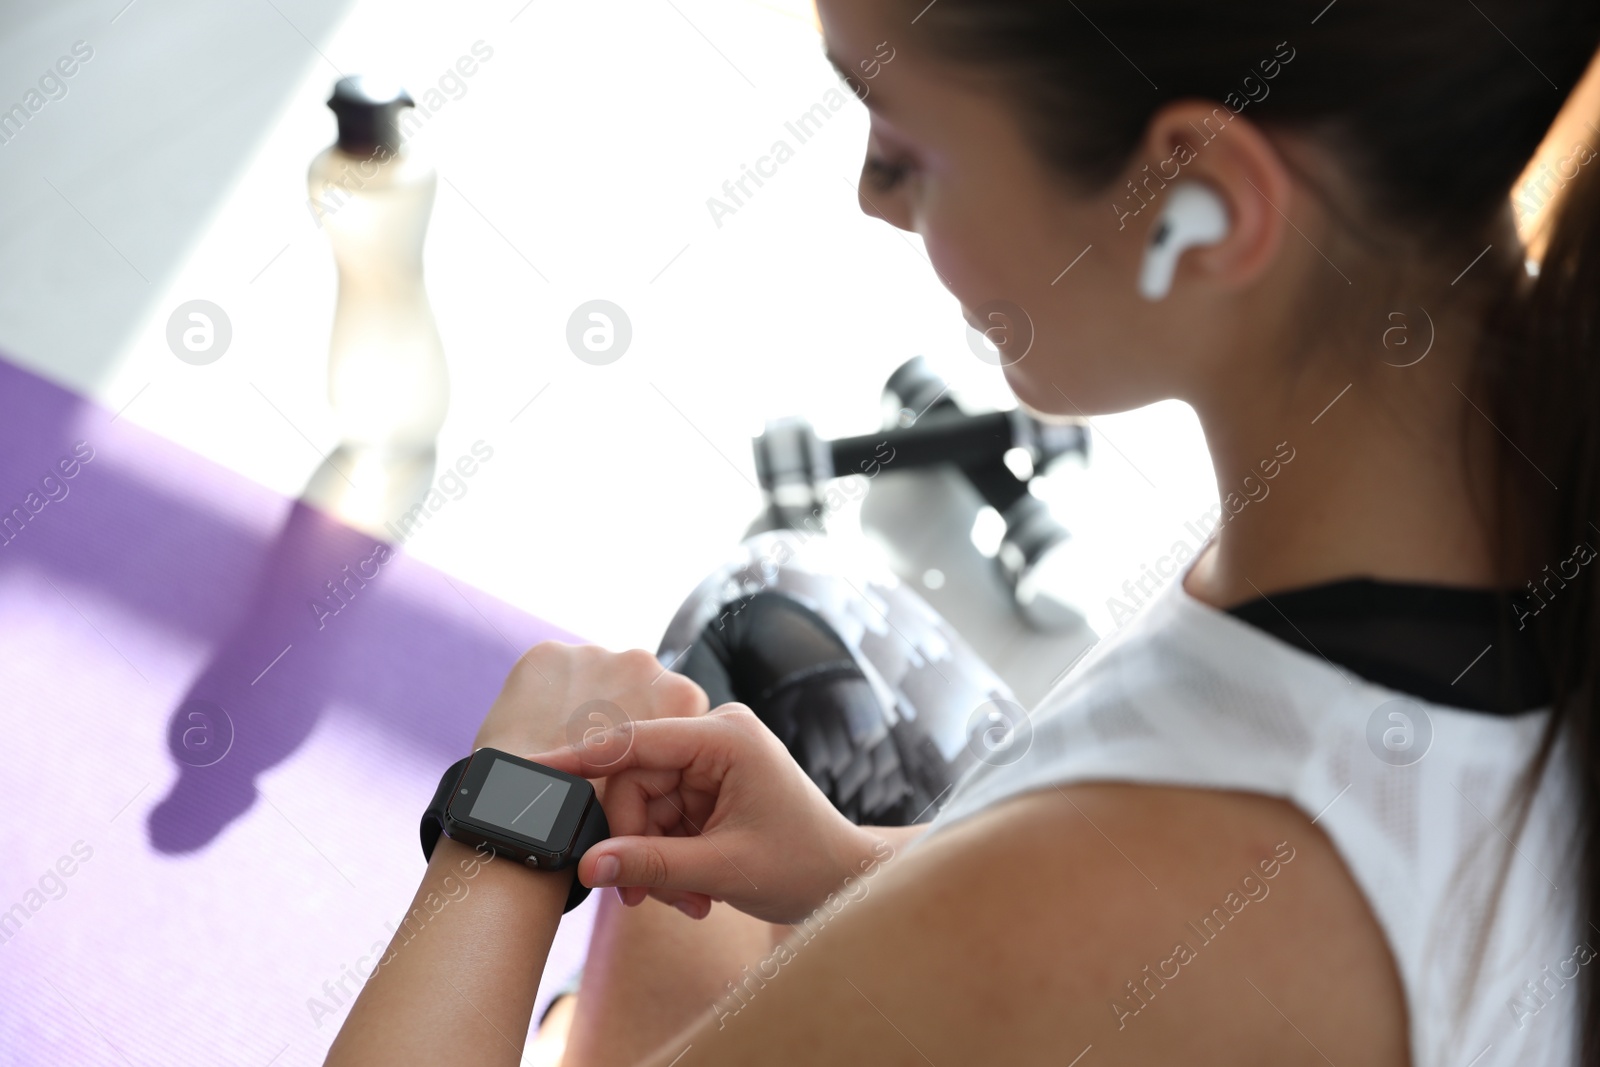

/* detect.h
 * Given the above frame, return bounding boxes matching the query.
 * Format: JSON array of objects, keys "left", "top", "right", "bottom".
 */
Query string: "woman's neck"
[{"left": 1182, "top": 317, "right": 1507, "bottom": 611}]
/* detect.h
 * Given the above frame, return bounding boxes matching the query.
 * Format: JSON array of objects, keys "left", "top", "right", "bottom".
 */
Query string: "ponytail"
[{"left": 1483, "top": 77, "right": 1600, "bottom": 1060}]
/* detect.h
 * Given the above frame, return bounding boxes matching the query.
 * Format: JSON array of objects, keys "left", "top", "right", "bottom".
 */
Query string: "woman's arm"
[
  {"left": 555, "top": 810, "right": 932, "bottom": 1065},
  {"left": 323, "top": 643, "right": 712, "bottom": 1066},
  {"left": 644, "top": 784, "right": 1411, "bottom": 1067},
  {"left": 324, "top": 837, "right": 570, "bottom": 1066},
  {"left": 540, "top": 710, "right": 1410, "bottom": 1067}
]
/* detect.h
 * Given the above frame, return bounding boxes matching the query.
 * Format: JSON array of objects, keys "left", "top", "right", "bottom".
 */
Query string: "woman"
[{"left": 326, "top": 0, "right": 1600, "bottom": 1063}]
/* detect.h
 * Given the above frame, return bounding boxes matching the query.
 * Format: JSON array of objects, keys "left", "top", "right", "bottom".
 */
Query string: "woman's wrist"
[
  {"left": 827, "top": 821, "right": 912, "bottom": 890},
  {"left": 429, "top": 835, "right": 575, "bottom": 915},
  {"left": 471, "top": 730, "right": 568, "bottom": 762}
]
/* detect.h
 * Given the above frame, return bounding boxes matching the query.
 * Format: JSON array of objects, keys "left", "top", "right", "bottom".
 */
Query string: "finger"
[
  {"left": 579, "top": 833, "right": 741, "bottom": 898},
  {"left": 529, "top": 706, "right": 752, "bottom": 780},
  {"left": 603, "top": 770, "right": 708, "bottom": 835},
  {"left": 647, "top": 889, "right": 714, "bottom": 919},
  {"left": 590, "top": 773, "right": 653, "bottom": 840},
  {"left": 643, "top": 669, "right": 710, "bottom": 719},
  {"left": 591, "top": 770, "right": 685, "bottom": 838},
  {"left": 604, "top": 781, "right": 696, "bottom": 841},
  {"left": 617, "top": 886, "right": 648, "bottom": 907},
  {"left": 606, "top": 767, "right": 683, "bottom": 798},
  {"left": 644, "top": 791, "right": 692, "bottom": 832}
]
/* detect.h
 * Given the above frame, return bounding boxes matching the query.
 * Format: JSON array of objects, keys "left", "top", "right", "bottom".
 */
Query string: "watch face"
[
  {"left": 448, "top": 749, "right": 591, "bottom": 855},
  {"left": 470, "top": 760, "right": 572, "bottom": 841}
]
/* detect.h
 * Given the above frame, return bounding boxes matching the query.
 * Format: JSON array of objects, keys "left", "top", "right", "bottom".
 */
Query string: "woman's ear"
[{"left": 1134, "top": 100, "right": 1295, "bottom": 295}]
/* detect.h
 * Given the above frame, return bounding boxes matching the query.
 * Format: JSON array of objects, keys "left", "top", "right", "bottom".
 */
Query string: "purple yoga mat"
[{"left": 0, "top": 356, "right": 596, "bottom": 1065}]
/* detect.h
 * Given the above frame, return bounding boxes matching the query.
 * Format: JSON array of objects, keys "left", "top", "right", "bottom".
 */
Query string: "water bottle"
[{"left": 302, "top": 76, "right": 448, "bottom": 538}]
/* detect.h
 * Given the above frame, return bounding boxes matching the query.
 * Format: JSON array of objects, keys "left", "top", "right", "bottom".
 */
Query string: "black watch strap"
[
  {"left": 562, "top": 793, "right": 610, "bottom": 912},
  {"left": 420, "top": 754, "right": 608, "bottom": 914},
  {"left": 420, "top": 755, "right": 471, "bottom": 866}
]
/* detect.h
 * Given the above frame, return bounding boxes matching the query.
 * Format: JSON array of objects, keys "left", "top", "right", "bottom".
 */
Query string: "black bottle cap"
[{"left": 327, "top": 75, "right": 415, "bottom": 157}]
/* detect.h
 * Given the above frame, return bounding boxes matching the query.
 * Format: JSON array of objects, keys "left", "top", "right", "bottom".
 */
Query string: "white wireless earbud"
[{"left": 1137, "top": 182, "right": 1230, "bottom": 301}]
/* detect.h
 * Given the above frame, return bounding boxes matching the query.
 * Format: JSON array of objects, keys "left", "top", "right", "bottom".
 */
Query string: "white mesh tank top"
[{"left": 921, "top": 551, "right": 1581, "bottom": 1066}]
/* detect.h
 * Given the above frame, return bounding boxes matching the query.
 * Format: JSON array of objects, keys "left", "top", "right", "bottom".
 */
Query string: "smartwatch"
[{"left": 420, "top": 747, "right": 610, "bottom": 913}]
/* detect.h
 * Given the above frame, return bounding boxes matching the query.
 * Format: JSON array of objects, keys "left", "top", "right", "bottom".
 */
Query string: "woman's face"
[{"left": 814, "top": 0, "right": 1300, "bottom": 420}]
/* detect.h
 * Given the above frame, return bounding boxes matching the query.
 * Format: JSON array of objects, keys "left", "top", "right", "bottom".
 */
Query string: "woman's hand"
[
  {"left": 530, "top": 704, "right": 891, "bottom": 924},
  {"left": 472, "top": 642, "right": 709, "bottom": 763}
]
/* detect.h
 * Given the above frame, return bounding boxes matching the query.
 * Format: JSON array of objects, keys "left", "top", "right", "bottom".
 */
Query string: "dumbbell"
[{"left": 750, "top": 356, "right": 1090, "bottom": 628}]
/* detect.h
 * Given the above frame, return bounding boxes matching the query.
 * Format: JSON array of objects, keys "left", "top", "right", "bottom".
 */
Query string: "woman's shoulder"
[
  {"left": 685, "top": 778, "right": 1410, "bottom": 1067},
  {"left": 910, "top": 780, "right": 1411, "bottom": 1064}
]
